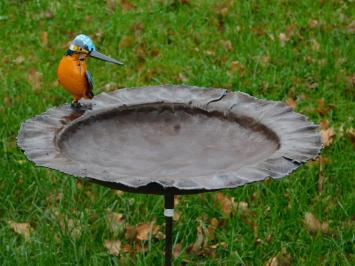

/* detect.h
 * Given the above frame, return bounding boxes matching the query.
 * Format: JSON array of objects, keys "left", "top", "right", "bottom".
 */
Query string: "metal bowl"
[{"left": 17, "top": 86, "right": 322, "bottom": 195}]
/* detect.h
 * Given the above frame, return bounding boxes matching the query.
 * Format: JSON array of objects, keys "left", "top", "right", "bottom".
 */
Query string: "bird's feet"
[{"left": 71, "top": 101, "right": 82, "bottom": 109}]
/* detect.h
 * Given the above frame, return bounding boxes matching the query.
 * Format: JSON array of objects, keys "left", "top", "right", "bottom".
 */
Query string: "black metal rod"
[{"left": 164, "top": 194, "right": 174, "bottom": 266}]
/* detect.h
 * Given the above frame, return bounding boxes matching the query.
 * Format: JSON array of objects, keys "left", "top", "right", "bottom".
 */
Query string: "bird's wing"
[{"left": 85, "top": 71, "right": 94, "bottom": 99}]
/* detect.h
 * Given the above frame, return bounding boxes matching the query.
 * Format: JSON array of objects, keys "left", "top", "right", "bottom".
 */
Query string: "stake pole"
[{"left": 164, "top": 194, "right": 174, "bottom": 266}]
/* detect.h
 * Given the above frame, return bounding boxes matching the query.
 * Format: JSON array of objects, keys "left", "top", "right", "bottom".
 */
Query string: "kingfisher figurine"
[{"left": 57, "top": 34, "right": 123, "bottom": 108}]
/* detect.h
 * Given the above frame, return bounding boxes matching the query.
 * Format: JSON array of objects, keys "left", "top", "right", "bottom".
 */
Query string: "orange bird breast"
[{"left": 57, "top": 55, "right": 92, "bottom": 101}]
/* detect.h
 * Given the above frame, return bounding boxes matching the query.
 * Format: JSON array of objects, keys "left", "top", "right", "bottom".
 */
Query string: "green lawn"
[{"left": 0, "top": 0, "right": 354, "bottom": 265}]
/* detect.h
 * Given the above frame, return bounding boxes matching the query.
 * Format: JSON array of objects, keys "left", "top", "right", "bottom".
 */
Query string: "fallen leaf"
[
  {"left": 308, "top": 19, "right": 319, "bottom": 29},
  {"left": 304, "top": 212, "right": 329, "bottom": 234},
  {"left": 213, "top": 0, "right": 234, "bottom": 17},
  {"left": 347, "top": 128, "right": 355, "bottom": 147},
  {"left": 119, "top": 0, "right": 136, "bottom": 11},
  {"left": 221, "top": 40, "right": 233, "bottom": 51},
  {"left": 310, "top": 38, "right": 320, "bottom": 51},
  {"left": 113, "top": 189, "right": 124, "bottom": 196},
  {"left": 173, "top": 243, "right": 182, "bottom": 257},
  {"left": 205, "top": 50, "right": 216, "bottom": 56},
  {"left": 347, "top": 20, "right": 355, "bottom": 34},
  {"left": 319, "top": 120, "right": 329, "bottom": 130},
  {"left": 133, "top": 221, "right": 163, "bottom": 241},
  {"left": 315, "top": 98, "right": 334, "bottom": 115},
  {"left": 136, "top": 223, "right": 152, "bottom": 241},
  {"left": 346, "top": 74, "right": 355, "bottom": 88},
  {"left": 28, "top": 69, "right": 42, "bottom": 91},
  {"left": 321, "top": 128, "right": 335, "bottom": 147},
  {"left": 216, "top": 192, "right": 234, "bottom": 216},
  {"left": 122, "top": 243, "right": 131, "bottom": 253},
  {"left": 190, "top": 224, "right": 208, "bottom": 255},
  {"left": 59, "top": 217, "right": 81, "bottom": 239},
  {"left": 176, "top": 73, "right": 188, "bottom": 82},
  {"left": 104, "top": 240, "right": 121, "bottom": 256},
  {"left": 41, "top": 31, "right": 48, "bottom": 47},
  {"left": 3, "top": 96, "right": 12, "bottom": 107},
  {"left": 286, "top": 97, "right": 297, "bottom": 109},
  {"left": 150, "top": 47, "right": 160, "bottom": 57},
  {"left": 106, "top": 0, "right": 117, "bottom": 11},
  {"left": 278, "top": 33, "right": 288, "bottom": 47},
  {"left": 265, "top": 247, "right": 292, "bottom": 266},
  {"left": 119, "top": 35, "right": 134, "bottom": 49},
  {"left": 13, "top": 55, "right": 25, "bottom": 64},
  {"left": 229, "top": 60, "right": 245, "bottom": 76},
  {"left": 8, "top": 221, "right": 33, "bottom": 240},
  {"left": 107, "top": 211, "right": 124, "bottom": 233},
  {"left": 125, "top": 225, "right": 137, "bottom": 241},
  {"left": 173, "top": 211, "right": 181, "bottom": 222},
  {"left": 103, "top": 82, "right": 119, "bottom": 92},
  {"left": 37, "top": 10, "right": 54, "bottom": 20},
  {"left": 207, "top": 218, "right": 219, "bottom": 240}
]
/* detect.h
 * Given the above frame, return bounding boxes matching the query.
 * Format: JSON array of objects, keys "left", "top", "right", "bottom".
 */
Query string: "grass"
[{"left": 0, "top": 0, "right": 354, "bottom": 265}]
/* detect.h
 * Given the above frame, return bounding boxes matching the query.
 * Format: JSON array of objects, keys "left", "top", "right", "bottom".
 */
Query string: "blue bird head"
[
  {"left": 69, "top": 34, "right": 96, "bottom": 53},
  {"left": 66, "top": 34, "right": 123, "bottom": 65}
]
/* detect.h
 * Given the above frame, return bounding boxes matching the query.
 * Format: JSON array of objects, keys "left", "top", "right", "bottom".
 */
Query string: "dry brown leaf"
[
  {"left": 41, "top": 31, "right": 48, "bottom": 47},
  {"left": 321, "top": 128, "right": 335, "bottom": 147},
  {"left": 176, "top": 73, "right": 188, "bottom": 82},
  {"left": 319, "top": 120, "right": 329, "bottom": 130},
  {"left": 173, "top": 211, "right": 181, "bottom": 222},
  {"left": 310, "top": 38, "right": 320, "bottom": 51},
  {"left": 136, "top": 223, "right": 152, "bottom": 241},
  {"left": 106, "top": 0, "right": 117, "bottom": 11},
  {"left": 207, "top": 218, "right": 219, "bottom": 240},
  {"left": 104, "top": 240, "right": 121, "bottom": 256},
  {"left": 173, "top": 243, "right": 182, "bottom": 257},
  {"left": 308, "top": 19, "right": 319, "bottom": 29},
  {"left": 347, "top": 128, "right": 355, "bottom": 147},
  {"left": 216, "top": 192, "right": 234, "bottom": 216},
  {"left": 107, "top": 211, "right": 124, "bottom": 232},
  {"left": 8, "top": 221, "right": 33, "bottom": 240},
  {"left": 315, "top": 98, "right": 334, "bottom": 115},
  {"left": 213, "top": 0, "right": 234, "bottom": 17},
  {"left": 28, "top": 69, "right": 42, "bottom": 91},
  {"left": 119, "top": 35, "right": 134, "bottom": 49},
  {"left": 119, "top": 0, "right": 136, "bottom": 11},
  {"left": 190, "top": 224, "right": 208, "bottom": 254},
  {"left": 125, "top": 225, "right": 137, "bottom": 241},
  {"left": 304, "top": 212, "right": 329, "bottom": 234},
  {"left": 230, "top": 60, "right": 245, "bottom": 76},
  {"left": 286, "top": 97, "right": 297, "bottom": 109},
  {"left": 221, "top": 40, "right": 233, "bottom": 51},
  {"left": 13, "top": 55, "right": 25, "bottom": 64},
  {"left": 265, "top": 247, "right": 292, "bottom": 266},
  {"left": 113, "top": 189, "right": 124, "bottom": 196},
  {"left": 37, "top": 10, "right": 54, "bottom": 20},
  {"left": 122, "top": 243, "right": 131, "bottom": 253},
  {"left": 278, "top": 33, "right": 288, "bottom": 47},
  {"left": 347, "top": 20, "right": 355, "bottom": 34},
  {"left": 150, "top": 47, "right": 160, "bottom": 57},
  {"left": 3, "top": 96, "right": 12, "bottom": 107}
]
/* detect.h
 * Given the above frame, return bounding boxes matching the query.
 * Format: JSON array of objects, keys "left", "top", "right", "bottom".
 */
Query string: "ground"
[{"left": 0, "top": 0, "right": 354, "bottom": 265}]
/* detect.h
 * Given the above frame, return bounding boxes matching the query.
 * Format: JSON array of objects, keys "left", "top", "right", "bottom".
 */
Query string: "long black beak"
[{"left": 89, "top": 50, "right": 124, "bottom": 65}]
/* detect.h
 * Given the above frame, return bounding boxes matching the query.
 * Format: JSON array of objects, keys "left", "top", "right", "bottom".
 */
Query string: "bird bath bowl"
[{"left": 17, "top": 86, "right": 322, "bottom": 265}]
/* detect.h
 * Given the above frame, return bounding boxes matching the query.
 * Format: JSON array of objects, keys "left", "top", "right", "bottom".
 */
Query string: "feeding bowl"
[{"left": 17, "top": 86, "right": 322, "bottom": 264}]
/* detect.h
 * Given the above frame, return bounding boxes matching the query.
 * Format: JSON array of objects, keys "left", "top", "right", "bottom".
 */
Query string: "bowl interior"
[{"left": 58, "top": 104, "right": 280, "bottom": 179}]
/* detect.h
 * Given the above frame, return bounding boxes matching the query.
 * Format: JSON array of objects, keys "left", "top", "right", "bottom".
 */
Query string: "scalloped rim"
[{"left": 17, "top": 85, "right": 322, "bottom": 193}]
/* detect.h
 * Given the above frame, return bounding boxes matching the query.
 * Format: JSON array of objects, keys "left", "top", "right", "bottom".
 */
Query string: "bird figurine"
[{"left": 57, "top": 34, "right": 123, "bottom": 108}]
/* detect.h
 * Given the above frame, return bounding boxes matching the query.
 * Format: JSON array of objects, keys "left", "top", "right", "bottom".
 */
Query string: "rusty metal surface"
[{"left": 17, "top": 85, "right": 322, "bottom": 194}]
